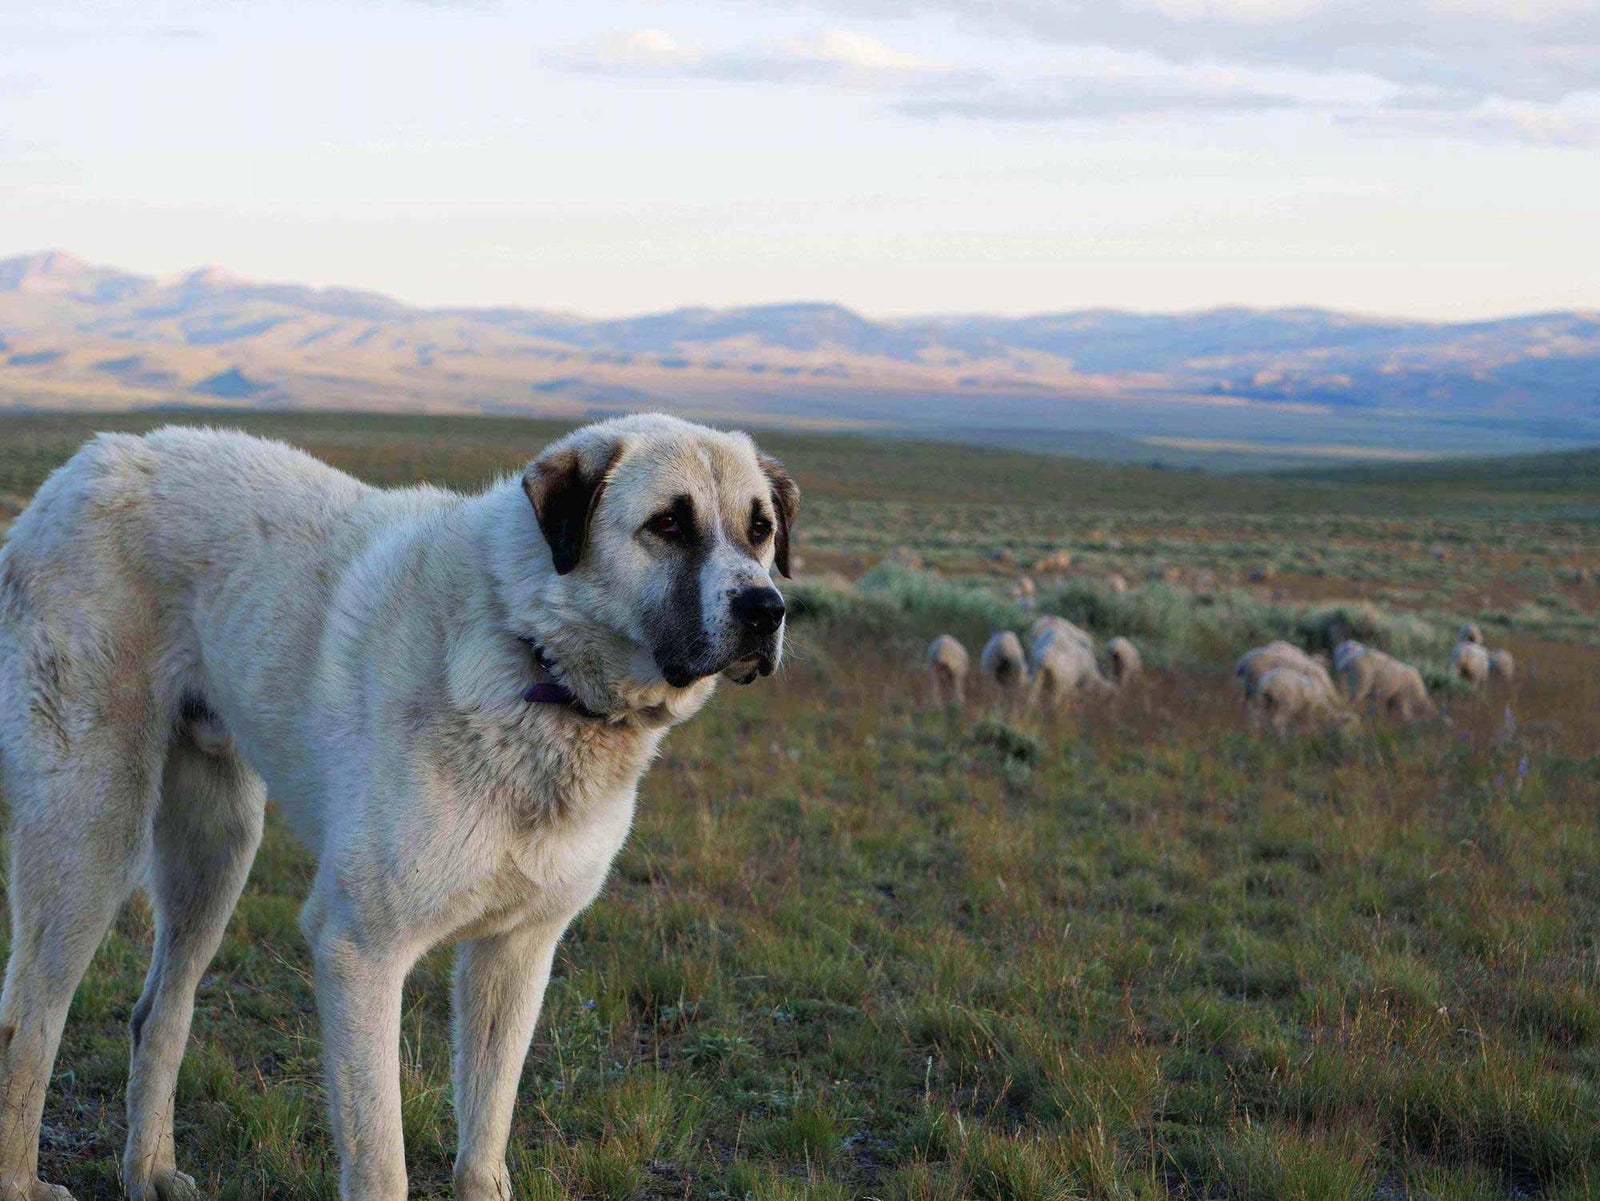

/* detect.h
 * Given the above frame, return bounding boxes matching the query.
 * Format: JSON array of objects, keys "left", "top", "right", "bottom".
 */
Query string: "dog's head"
[{"left": 513, "top": 414, "right": 798, "bottom": 714}]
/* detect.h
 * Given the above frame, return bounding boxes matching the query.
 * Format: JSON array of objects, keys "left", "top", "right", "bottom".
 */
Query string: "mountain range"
[{"left": 2, "top": 251, "right": 1596, "bottom": 460}]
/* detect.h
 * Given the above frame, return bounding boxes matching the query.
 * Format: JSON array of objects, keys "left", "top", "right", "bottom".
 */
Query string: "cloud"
[
  {"left": 742, "top": 0, "right": 1600, "bottom": 146},
  {"left": 557, "top": 27, "right": 953, "bottom": 90},
  {"left": 787, "top": 28, "right": 932, "bottom": 72},
  {"left": 898, "top": 80, "right": 1302, "bottom": 121},
  {"left": 1347, "top": 94, "right": 1600, "bottom": 148},
  {"left": 778, "top": 0, "right": 1600, "bottom": 104},
  {"left": 555, "top": 26, "right": 1312, "bottom": 120}
]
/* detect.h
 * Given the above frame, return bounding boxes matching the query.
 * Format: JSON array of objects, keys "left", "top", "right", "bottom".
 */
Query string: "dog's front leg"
[
  {"left": 450, "top": 920, "right": 564, "bottom": 1201},
  {"left": 309, "top": 917, "right": 418, "bottom": 1201}
]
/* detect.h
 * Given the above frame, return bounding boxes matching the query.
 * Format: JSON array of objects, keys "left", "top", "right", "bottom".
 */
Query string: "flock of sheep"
[
  {"left": 924, "top": 615, "right": 1516, "bottom": 736},
  {"left": 927, "top": 615, "right": 1141, "bottom": 712}
]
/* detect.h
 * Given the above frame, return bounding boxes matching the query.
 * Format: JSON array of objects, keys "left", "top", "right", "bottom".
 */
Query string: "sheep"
[
  {"left": 1335, "top": 641, "right": 1378, "bottom": 703},
  {"left": 1376, "top": 659, "right": 1437, "bottom": 722},
  {"left": 1105, "top": 636, "right": 1141, "bottom": 684},
  {"left": 981, "top": 630, "right": 1030, "bottom": 705},
  {"left": 1336, "top": 643, "right": 1436, "bottom": 722},
  {"left": 1451, "top": 640, "right": 1490, "bottom": 687},
  {"left": 1333, "top": 639, "right": 1366, "bottom": 675},
  {"left": 1031, "top": 633, "right": 1113, "bottom": 708},
  {"left": 1458, "top": 622, "right": 1484, "bottom": 646},
  {"left": 1489, "top": 648, "right": 1516, "bottom": 685},
  {"left": 1106, "top": 573, "right": 1129, "bottom": 594},
  {"left": 1235, "top": 641, "right": 1337, "bottom": 702},
  {"left": 926, "top": 634, "right": 970, "bottom": 708},
  {"left": 1028, "top": 614, "right": 1093, "bottom": 657},
  {"left": 1249, "top": 666, "right": 1352, "bottom": 735}
]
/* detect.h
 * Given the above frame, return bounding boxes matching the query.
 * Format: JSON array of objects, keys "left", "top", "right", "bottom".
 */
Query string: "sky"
[{"left": 2, "top": 0, "right": 1598, "bottom": 319}]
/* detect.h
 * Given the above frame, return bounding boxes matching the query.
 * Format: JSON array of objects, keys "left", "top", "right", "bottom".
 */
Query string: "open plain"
[{"left": 1, "top": 410, "right": 1597, "bottom": 1200}]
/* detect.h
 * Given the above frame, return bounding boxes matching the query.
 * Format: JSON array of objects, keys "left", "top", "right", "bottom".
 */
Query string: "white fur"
[
  {"left": 1234, "top": 641, "right": 1338, "bottom": 703},
  {"left": 1452, "top": 639, "right": 1490, "bottom": 686},
  {"left": 0, "top": 414, "right": 791, "bottom": 1201},
  {"left": 1249, "top": 666, "right": 1352, "bottom": 736},
  {"left": 1029, "top": 631, "right": 1113, "bottom": 708},
  {"left": 1027, "top": 615, "right": 1092, "bottom": 658},
  {"left": 980, "top": 630, "right": 1029, "bottom": 708},
  {"left": 1104, "top": 636, "right": 1141, "bottom": 684},
  {"left": 1333, "top": 642, "right": 1436, "bottom": 722},
  {"left": 925, "top": 634, "right": 970, "bottom": 707}
]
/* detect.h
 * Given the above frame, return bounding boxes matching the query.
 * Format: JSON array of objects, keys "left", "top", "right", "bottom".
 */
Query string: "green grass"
[{"left": 1, "top": 410, "right": 1598, "bottom": 1199}]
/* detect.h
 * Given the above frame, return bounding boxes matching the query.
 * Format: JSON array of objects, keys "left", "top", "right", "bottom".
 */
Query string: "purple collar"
[{"left": 520, "top": 639, "right": 601, "bottom": 720}]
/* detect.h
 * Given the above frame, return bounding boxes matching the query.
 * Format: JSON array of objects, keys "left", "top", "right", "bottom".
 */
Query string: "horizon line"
[{"left": 5, "top": 247, "right": 1597, "bottom": 328}]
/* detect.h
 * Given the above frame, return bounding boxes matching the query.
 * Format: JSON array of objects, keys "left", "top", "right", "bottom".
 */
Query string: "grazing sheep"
[
  {"left": 1028, "top": 614, "right": 1093, "bottom": 657},
  {"left": 1458, "top": 622, "right": 1484, "bottom": 646},
  {"left": 1335, "top": 641, "right": 1378, "bottom": 703},
  {"left": 1250, "top": 666, "right": 1351, "bottom": 735},
  {"left": 1489, "top": 648, "right": 1516, "bottom": 685},
  {"left": 1377, "top": 660, "right": 1437, "bottom": 722},
  {"left": 1106, "top": 573, "right": 1129, "bottom": 594},
  {"left": 1451, "top": 640, "right": 1490, "bottom": 686},
  {"left": 1333, "top": 639, "right": 1365, "bottom": 671},
  {"left": 926, "top": 634, "right": 970, "bottom": 707},
  {"left": 1236, "top": 641, "right": 1337, "bottom": 702},
  {"left": 1031, "top": 634, "right": 1113, "bottom": 708},
  {"left": 1105, "top": 636, "right": 1141, "bottom": 684},
  {"left": 1337, "top": 644, "right": 1436, "bottom": 722},
  {"left": 981, "top": 630, "right": 1030, "bottom": 703}
]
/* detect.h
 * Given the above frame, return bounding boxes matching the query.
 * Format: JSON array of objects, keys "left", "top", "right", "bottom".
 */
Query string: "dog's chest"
[{"left": 427, "top": 707, "right": 663, "bottom": 937}]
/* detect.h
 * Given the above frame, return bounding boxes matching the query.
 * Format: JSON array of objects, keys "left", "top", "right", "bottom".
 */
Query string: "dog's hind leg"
[
  {"left": 122, "top": 733, "right": 265, "bottom": 1201},
  {"left": 0, "top": 722, "right": 162, "bottom": 1201}
]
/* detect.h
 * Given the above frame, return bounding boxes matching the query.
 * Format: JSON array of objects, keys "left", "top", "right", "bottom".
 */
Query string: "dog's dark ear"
[
  {"left": 759, "top": 455, "right": 800, "bottom": 579},
  {"left": 522, "top": 439, "right": 624, "bottom": 575}
]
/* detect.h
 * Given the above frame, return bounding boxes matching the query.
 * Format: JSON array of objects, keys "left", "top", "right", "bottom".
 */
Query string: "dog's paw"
[
  {"left": 125, "top": 1170, "right": 198, "bottom": 1201},
  {"left": 453, "top": 1163, "right": 512, "bottom": 1201},
  {"left": 0, "top": 1177, "right": 75, "bottom": 1201}
]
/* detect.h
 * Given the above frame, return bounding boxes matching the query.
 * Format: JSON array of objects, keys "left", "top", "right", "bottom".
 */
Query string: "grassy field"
[{"left": 1, "top": 410, "right": 1598, "bottom": 1200}]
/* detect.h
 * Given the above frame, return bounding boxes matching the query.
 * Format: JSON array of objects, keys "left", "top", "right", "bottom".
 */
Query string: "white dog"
[{"left": 0, "top": 414, "right": 798, "bottom": 1201}]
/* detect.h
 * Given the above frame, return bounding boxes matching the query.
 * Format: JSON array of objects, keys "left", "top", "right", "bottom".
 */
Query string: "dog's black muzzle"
[{"left": 657, "top": 586, "right": 785, "bottom": 688}]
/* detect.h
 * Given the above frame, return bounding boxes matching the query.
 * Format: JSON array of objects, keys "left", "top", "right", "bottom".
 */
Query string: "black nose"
[{"left": 731, "top": 586, "right": 786, "bottom": 635}]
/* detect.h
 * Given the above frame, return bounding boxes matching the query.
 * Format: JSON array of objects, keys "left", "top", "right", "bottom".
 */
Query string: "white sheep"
[
  {"left": 1028, "top": 615, "right": 1093, "bottom": 657},
  {"left": 1333, "top": 639, "right": 1366, "bottom": 675},
  {"left": 1031, "top": 633, "right": 1114, "bottom": 708},
  {"left": 981, "top": 630, "right": 1030, "bottom": 705},
  {"left": 1337, "top": 644, "right": 1436, "bottom": 722},
  {"left": 1105, "top": 636, "right": 1141, "bottom": 684},
  {"left": 1451, "top": 640, "right": 1490, "bottom": 687},
  {"left": 1250, "top": 666, "right": 1353, "bottom": 735},
  {"left": 1236, "top": 641, "right": 1337, "bottom": 702},
  {"left": 926, "top": 634, "right": 970, "bottom": 707}
]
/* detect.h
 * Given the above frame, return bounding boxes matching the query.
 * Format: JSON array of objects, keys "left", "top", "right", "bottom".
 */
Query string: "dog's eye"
[
  {"left": 645, "top": 511, "right": 684, "bottom": 541},
  {"left": 749, "top": 515, "right": 773, "bottom": 543}
]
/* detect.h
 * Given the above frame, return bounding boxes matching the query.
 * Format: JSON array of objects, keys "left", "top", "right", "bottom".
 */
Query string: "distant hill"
[
  {"left": 1280, "top": 445, "right": 1600, "bottom": 493},
  {"left": 2, "top": 251, "right": 1597, "bottom": 463}
]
